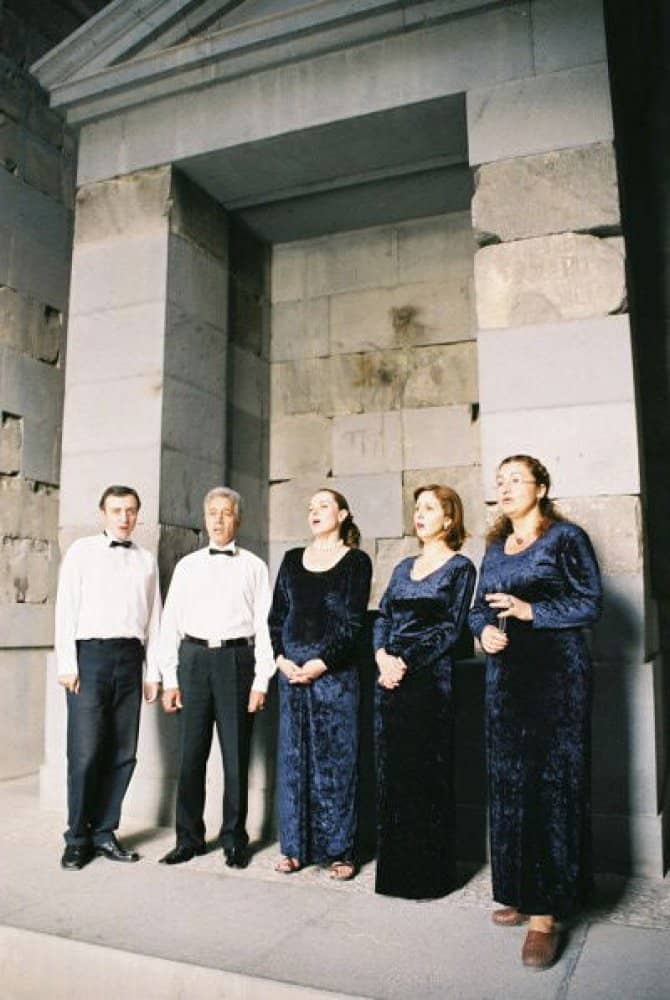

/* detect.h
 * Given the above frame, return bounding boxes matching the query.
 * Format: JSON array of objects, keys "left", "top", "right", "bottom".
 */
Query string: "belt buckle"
[{"left": 207, "top": 639, "right": 220, "bottom": 649}]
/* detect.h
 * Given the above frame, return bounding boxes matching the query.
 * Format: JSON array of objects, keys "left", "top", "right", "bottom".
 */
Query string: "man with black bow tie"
[
  {"left": 54, "top": 485, "right": 161, "bottom": 871},
  {"left": 158, "top": 486, "right": 274, "bottom": 869}
]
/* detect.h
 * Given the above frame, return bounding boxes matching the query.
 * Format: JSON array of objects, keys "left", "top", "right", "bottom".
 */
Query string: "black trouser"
[
  {"left": 175, "top": 642, "right": 255, "bottom": 850},
  {"left": 65, "top": 638, "right": 143, "bottom": 847}
]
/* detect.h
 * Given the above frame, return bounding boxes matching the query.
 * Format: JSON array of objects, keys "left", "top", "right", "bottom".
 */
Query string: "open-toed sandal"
[
  {"left": 328, "top": 859, "right": 356, "bottom": 881},
  {"left": 274, "top": 856, "right": 302, "bottom": 874}
]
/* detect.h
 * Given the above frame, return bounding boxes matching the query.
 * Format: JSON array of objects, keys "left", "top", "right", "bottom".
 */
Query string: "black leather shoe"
[
  {"left": 94, "top": 835, "right": 139, "bottom": 863},
  {"left": 224, "top": 846, "right": 249, "bottom": 869},
  {"left": 159, "top": 843, "right": 206, "bottom": 865},
  {"left": 61, "top": 844, "right": 93, "bottom": 870}
]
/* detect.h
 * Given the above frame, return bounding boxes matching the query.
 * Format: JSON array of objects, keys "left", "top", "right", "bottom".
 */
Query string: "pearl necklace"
[{"left": 312, "top": 539, "right": 343, "bottom": 552}]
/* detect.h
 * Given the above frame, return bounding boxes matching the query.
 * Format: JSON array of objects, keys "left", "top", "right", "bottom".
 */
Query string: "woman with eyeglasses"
[{"left": 469, "top": 455, "right": 602, "bottom": 970}]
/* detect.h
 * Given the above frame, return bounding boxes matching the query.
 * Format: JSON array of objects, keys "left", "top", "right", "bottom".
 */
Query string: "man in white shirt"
[
  {"left": 158, "top": 486, "right": 274, "bottom": 869},
  {"left": 55, "top": 485, "right": 161, "bottom": 871}
]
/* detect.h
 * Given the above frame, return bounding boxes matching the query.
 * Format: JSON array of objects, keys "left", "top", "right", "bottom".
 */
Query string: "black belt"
[
  {"left": 183, "top": 635, "right": 254, "bottom": 649},
  {"left": 78, "top": 637, "right": 143, "bottom": 647}
]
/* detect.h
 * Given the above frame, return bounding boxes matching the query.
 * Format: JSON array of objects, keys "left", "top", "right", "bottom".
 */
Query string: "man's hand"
[
  {"left": 58, "top": 674, "right": 80, "bottom": 694},
  {"left": 248, "top": 690, "right": 266, "bottom": 713},
  {"left": 144, "top": 682, "right": 160, "bottom": 703},
  {"left": 161, "top": 687, "right": 183, "bottom": 713}
]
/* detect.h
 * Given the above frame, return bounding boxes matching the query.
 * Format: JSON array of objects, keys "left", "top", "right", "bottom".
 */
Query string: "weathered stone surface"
[
  {"left": 472, "top": 143, "right": 620, "bottom": 243},
  {"left": 271, "top": 243, "right": 307, "bottom": 304},
  {"left": 396, "top": 212, "right": 475, "bottom": 284},
  {"left": 467, "top": 63, "right": 613, "bottom": 165},
  {"left": 162, "top": 377, "right": 225, "bottom": 463},
  {"left": 74, "top": 168, "right": 172, "bottom": 244},
  {"left": 556, "top": 495, "right": 643, "bottom": 577},
  {"left": 271, "top": 351, "right": 410, "bottom": 418},
  {"left": 0, "top": 414, "right": 21, "bottom": 473},
  {"left": 270, "top": 413, "right": 331, "bottom": 480},
  {"left": 167, "top": 234, "right": 227, "bottom": 329},
  {"left": 158, "top": 523, "right": 201, "bottom": 593},
  {"left": 0, "top": 169, "right": 72, "bottom": 311},
  {"left": 0, "top": 478, "right": 59, "bottom": 540},
  {"left": 67, "top": 303, "right": 165, "bottom": 384},
  {"left": 332, "top": 412, "right": 402, "bottom": 476},
  {"left": 159, "top": 450, "right": 225, "bottom": 530},
  {"left": 271, "top": 297, "right": 329, "bottom": 361},
  {"left": 478, "top": 315, "right": 634, "bottom": 413},
  {"left": 61, "top": 376, "right": 162, "bottom": 455},
  {"left": 0, "top": 116, "right": 22, "bottom": 172},
  {"left": 0, "top": 285, "right": 59, "bottom": 362},
  {"left": 402, "top": 465, "right": 486, "bottom": 538},
  {"left": 228, "top": 345, "right": 269, "bottom": 420},
  {"left": 532, "top": 0, "right": 607, "bottom": 76},
  {"left": 0, "top": 538, "right": 50, "bottom": 603},
  {"left": 474, "top": 234, "right": 626, "bottom": 329},
  {"left": 0, "top": 603, "right": 53, "bottom": 648},
  {"left": 402, "top": 405, "right": 479, "bottom": 470},
  {"left": 23, "top": 133, "right": 63, "bottom": 202},
  {"left": 371, "top": 536, "right": 419, "bottom": 607},
  {"left": 329, "top": 277, "right": 474, "bottom": 355},
  {"left": 21, "top": 416, "right": 61, "bottom": 487},
  {"left": 480, "top": 400, "right": 640, "bottom": 500},
  {"left": 228, "top": 408, "right": 264, "bottom": 480},
  {"left": 403, "top": 342, "right": 478, "bottom": 408},
  {"left": 0, "top": 650, "right": 46, "bottom": 778},
  {"left": 270, "top": 473, "right": 403, "bottom": 541},
  {"left": 169, "top": 170, "right": 229, "bottom": 263},
  {"left": 69, "top": 234, "right": 169, "bottom": 316},
  {"left": 0, "top": 345, "right": 63, "bottom": 425}
]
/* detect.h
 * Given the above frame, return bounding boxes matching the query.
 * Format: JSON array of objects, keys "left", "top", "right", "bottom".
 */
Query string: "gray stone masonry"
[{"left": 472, "top": 142, "right": 620, "bottom": 243}]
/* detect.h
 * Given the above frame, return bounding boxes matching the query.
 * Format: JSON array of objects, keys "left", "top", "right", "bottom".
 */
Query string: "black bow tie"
[
  {"left": 209, "top": 548, "right": 234, "bottom": 556},
  {"left": 110, "top": 540, "right": 132, "bottom": 549}
]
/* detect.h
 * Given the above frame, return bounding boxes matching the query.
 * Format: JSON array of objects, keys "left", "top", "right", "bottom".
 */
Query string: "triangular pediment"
[{"left": 31, "top": 0, "right": 503, "bottom": 122}]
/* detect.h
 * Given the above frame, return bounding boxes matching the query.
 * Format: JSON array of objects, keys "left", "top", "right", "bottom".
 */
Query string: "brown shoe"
[
  {"left": 492, "top": 907, "right": 529, "bottom": 926},
  {"left": 521, "top": 929, "right": 559, "bottom": 970}
]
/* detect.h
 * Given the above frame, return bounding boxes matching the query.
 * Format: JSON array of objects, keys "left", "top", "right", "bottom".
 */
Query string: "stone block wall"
[
  {"left": 0, "top": 56, "right": 73, "bottom": 779},
  {"left": 269, "top": 213, "right": 480, "bottom": 604}
]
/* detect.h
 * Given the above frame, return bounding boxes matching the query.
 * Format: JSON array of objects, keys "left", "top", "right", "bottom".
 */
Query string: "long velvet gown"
[
  {"left": 373, "top": 553, "right": 476, "bottom": 899},
  {"left": 468, "top": 521, "right": 602, "bottom": 918},
  {"left": 269, "top": 546, "right": 372, "bottom": 865}
]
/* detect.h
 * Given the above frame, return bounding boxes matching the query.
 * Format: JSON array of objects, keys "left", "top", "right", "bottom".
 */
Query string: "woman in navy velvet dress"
[
  {"left": 269, "top": 489, "right": 372, "bottom": 880},
  {"left": 468, "top": 455, "right": 602, "bottom": 970},
  {"left": 373, "top": 485, "right": 475, "bottom": 899}
]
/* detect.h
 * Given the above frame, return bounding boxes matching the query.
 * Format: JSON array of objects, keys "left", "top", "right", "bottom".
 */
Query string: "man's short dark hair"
[{"left": 99, "top": 485, "right": 141, "bottom": 511}]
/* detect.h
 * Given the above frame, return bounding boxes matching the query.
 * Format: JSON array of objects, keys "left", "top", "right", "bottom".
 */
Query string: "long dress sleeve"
[
  {"left": 531, "top": 525, "right": 602, "bottom": 629},
  {"left": 468, "top": 564, "right": 495, "bottom": 639},
  {"left": 399, "top": 560, "right": 476, "bottom": 672},
  {"left": 268, "top": 556, "right": 290, "bottom": 660},
  {"left": 319, "top": 550, "right": 372, "bottom": 670},
  {"left": 372, "top": 569, "right": 395, "bottom": 653}
]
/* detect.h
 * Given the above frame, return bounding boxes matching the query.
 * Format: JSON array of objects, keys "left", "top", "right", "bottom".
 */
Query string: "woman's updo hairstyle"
[
  {"left": 321, "top": 488, "right": 361, "bottom": 548},
  {"left": 486, "top": 453, "right": 564, "bottom": 545}
]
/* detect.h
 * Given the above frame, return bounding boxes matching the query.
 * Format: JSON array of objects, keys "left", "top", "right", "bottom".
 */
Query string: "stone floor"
[{"left": 1, "top": 775, "right": 670, "bottom": 999}]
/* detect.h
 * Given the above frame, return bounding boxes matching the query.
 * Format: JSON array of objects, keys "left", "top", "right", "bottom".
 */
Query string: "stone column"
[
  {"left": 40, "top": 167, "right": 277, "bottom": 841},
  {"left": 468, "top": 52, "right": 664, "bottom": 873}
]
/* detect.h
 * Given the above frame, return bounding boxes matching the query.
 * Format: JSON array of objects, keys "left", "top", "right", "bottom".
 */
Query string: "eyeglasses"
[{"left": 495, "top": 475, "right": 537, "bottom": 489}]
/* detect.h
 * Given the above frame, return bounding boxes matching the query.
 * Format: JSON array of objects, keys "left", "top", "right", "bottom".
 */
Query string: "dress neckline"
[
  {"left": 501, "top": 520, "right": 558, "bottom": 557},
  {"left": 408, "top": 552, "right": 459, "bottom": 582},
  {"left": 300, "top": 546, "right": 354, "bottom": 575}
]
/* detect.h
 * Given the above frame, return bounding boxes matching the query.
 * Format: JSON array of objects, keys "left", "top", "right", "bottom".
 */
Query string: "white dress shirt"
[
  {"left": 54, "top": 533, "right": 161, "bottom": 680},
  {"left": 158, "top": 544, "right": 275, "bottom": 692}
]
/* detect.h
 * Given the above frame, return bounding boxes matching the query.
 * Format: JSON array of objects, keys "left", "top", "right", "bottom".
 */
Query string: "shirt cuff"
[
  {"left": 252, "top": 676, "right": 269, "bottom": 694},
  {"left": 160, "top": 666, "right": 179, "bottom": 689}
]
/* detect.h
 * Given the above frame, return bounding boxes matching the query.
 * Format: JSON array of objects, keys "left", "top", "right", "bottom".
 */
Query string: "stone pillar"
[
  {"left": 40, "top": 167, "right": 271, "bottom": 841},
  {"left": 0, "top": 62, "right": 73, "bottom": 779},
  {"left": 467, "top": 39, "right": 664, "bottom": 872}
]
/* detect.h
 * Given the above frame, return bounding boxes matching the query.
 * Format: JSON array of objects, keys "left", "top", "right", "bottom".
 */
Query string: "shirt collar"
[{"left": 102, "top": 531, "right": 134, "bottom": 549}]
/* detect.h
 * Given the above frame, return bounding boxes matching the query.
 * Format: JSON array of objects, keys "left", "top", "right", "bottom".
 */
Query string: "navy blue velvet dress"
[
  {"left": 468, "top": 521, "right": 602, "bottom": 917},
  {"left": 373, "top": 553, "right": 476, "bottom": 899},
  {"left": 268, "top": 546, "right": 372, "bottom": 864}
]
